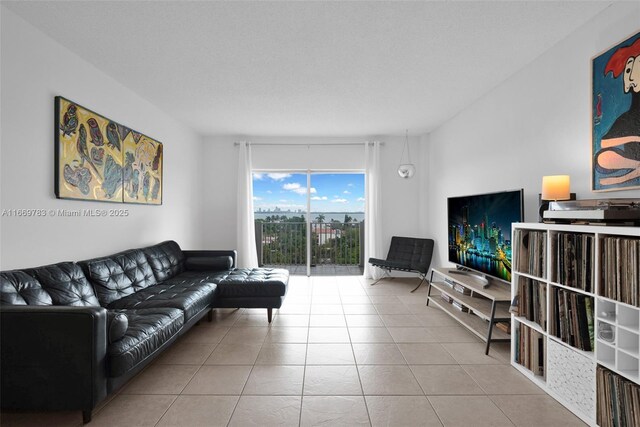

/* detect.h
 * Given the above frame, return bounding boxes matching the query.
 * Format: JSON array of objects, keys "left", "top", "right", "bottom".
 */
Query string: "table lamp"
[{"left": 539, "top": 175, "right": 573, "bottom": 222}]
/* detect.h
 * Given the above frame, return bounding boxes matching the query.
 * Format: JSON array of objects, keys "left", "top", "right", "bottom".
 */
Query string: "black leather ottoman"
[{"left": 214, "top": 268, "right": 289, "bottom": 322}]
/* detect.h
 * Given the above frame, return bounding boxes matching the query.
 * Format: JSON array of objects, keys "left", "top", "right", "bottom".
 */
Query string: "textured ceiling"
[{"left": 4, "top": 1, "right": 612, "bottom": 136}]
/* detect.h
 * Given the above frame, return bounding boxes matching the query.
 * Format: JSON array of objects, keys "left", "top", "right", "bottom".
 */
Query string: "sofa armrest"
[
  {"left": 183, "top": 250, "right": 237, "bottom": 269},
  {"left": 1, "top": 305, "right": 108, "bottom": 412}
]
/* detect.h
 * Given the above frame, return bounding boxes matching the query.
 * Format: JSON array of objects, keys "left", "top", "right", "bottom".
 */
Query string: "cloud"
[
  {"left": 283, "top": 183, "right": 301, "bottom": 191},
  {"left": 357, "top": 197, "right": 365, "bottom": 202},
  {"left": 266, "top": 190, "right": 272, "bottom": 194},
  {"left": 253, "top": 196, "right": 262, "bottom": 201},
  {"left": 279, "top": 199, "right": 288, "bottom": 203},
  {"left": 252, "top": 173, "right": 264, "bottom": 180},
  {"left": 343, "top": 190, "right": 351, "bottom": 194},
  {"left": 347, "top": 183, "right": 354, "bottom": 187},
  {"left": 267, "top": 173, "right": 291, "bottom": 181},
  {"left": 332, "top": 198, "right": 348, "bottom": 203},
  {"left": 311, "top": 196, "right": 328, "bottom": 201},
  {"left": 283, "top": 183, "right": 317, "bottom": 195}
]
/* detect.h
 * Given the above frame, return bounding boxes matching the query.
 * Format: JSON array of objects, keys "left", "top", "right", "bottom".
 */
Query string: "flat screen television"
[{"left": 447, "top": 189, "right": 524, "bottom": 285}]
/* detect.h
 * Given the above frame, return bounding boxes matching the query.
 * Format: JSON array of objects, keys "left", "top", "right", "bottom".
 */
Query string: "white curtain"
[
  {"left": 364, "top": 141, "right": 383, "bottom": 280},
  {"left": 236, "top": 141, "right": 259, "bottom": 268}
]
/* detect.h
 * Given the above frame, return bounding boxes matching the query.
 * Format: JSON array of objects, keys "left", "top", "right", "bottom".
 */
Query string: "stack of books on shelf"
[
  {"left": 441, "top": 293, "right": 453, "bottom": 304},
  {"left": 454, "top": 283, "right": 471, "bottom": 295},
  {"left": 550, "top": 287, "right": 594, "bottom": 351},
  {"left": 496, "top": 321, "right": 511, "bottom": 334},
  {"left": 452, "top": 300, "right": 469, "bottom": 312},
  {"left": 515, "top": 322, "right": 545, "bottom": 376},
  {"left": 514, "top": 229, "right": 546, "bottom": 278},
  {"left": 597, "top": 365, "right": 640, "bottom": 427},
  {"left": 556, "top": 232, "right": 594, "bottom": 292},
  {"left": 516, "top": 276, "right": 547, "bottom": 329},
  {"left": 601, "top": 236, "right": 640, "bottom": 307}
]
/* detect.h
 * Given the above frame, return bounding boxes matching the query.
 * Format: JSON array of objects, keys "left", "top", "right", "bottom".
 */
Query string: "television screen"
[{"left": 448, "top": 189, "right": 524, "bottom": 283}]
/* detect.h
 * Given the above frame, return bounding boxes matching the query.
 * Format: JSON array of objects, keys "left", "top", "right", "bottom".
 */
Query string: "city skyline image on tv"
[{"left": 447, "top": 189, "right": 523, "bottom": 283}]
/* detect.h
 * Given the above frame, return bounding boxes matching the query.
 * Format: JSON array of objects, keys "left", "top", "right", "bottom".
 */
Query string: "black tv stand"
[{"left": 448, "top": 267, "right": 490, "bottom": 288}]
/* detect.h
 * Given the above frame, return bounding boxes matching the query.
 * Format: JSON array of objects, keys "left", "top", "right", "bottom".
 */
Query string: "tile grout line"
[
  {"left": 298, "top": 275, "right": 312, "bottom": 427},
  {"left": 224, "top": 310, "right": 269, "bottom": 427},
  {"left": 343, "top": 279, "right": 374, "bottom": 426}
]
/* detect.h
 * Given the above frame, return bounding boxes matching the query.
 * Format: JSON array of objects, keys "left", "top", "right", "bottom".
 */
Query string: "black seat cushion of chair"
[
  {"left": 216, "top": 268, "right": 289, "bottom": 298},
  {"left": 368, "top": 258, "right": 412, "bottom": 270},
  {"left": 106, "top": 280, "right": 216, "bottom": 322},
  {"left": 107, "top": 307, "right": 183, "bottom": 377}
]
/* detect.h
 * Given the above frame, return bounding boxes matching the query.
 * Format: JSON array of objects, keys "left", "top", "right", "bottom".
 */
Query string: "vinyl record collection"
[
  {"left": 516, "top": 276, "right": 547, "bottom": 330},
  {"left": 550, "top": 287, "right": 594, "bottom": 352},
  {"left": 555, "top": 232, "right": 594, "bottom": 292},
  {"left": 514, "top": 229, "right": 547, "bottom": 278},
  {"left": 601, "top": 236, "right": 640, "bottom": 307},
  {"left": 514, "top": 322, "right": 545, "bottom": 376},
  {"left": 597, "top": 365, "right": 640, "bottom": 427}
]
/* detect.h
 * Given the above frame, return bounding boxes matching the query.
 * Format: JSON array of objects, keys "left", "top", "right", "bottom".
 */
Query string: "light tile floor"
[{"left": 1, "top": 276, "right": 586, "bottom": 426}]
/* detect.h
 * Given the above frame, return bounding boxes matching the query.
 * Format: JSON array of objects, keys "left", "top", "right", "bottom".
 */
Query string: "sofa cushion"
[
  {"left": 107, "top": 280, "right": 217, "bottom": 322},
  {"left": 216, "top": 268, "right": 289, "bottom": 298},
  {"left": 142, "top": 241, "right": 185, "bottom": 282},
  {"left": 107, "top": 311, "right": 129, "bottom": 344},
  {"left": 185, "top": 256, "right": 233, "bottom": 272},
  {"left": 80, "top": 249, "right": 157, "bottom": 306},
  {"left": 28, "top": 262, "right": 99, "bottom": 307},
  {"left": 107, "top": 308, "right": 183, "bottom": 377},
  {"left": 0, "top": 270, "right": 52, "bottom": 306}
]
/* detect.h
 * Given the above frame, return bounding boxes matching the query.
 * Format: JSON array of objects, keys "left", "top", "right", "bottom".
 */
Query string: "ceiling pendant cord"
[{"left": 398, "top": 129, "right": 416, "bottom": 179}]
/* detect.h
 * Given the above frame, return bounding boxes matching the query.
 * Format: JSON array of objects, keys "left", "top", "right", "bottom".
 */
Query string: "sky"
[{"left": 252, "top": 173, "right": 365, "bottom": 212}]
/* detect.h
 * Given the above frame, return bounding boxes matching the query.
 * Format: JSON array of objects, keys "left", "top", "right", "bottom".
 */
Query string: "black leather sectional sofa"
[{"left": 0, "top": 240, "right": 289, "bottom": 423}]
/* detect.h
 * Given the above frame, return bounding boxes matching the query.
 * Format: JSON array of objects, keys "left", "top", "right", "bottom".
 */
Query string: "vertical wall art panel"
[
  {"left": 122, "top": 133, "right": 163, "bottom": 204},
  {"left": 55, "top": 96, "right": 162, "bottom": 204},
  {"left": 592, "top": 30, "right": 640, "bottom": 192}
]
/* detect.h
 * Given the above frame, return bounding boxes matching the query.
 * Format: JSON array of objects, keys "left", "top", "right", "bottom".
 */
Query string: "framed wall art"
[
  {"left": 592, "top": 30, "right": 640, "bottom": 192},
  {"left": 55, "top": 96, "right": 163, "bottom": 204}
]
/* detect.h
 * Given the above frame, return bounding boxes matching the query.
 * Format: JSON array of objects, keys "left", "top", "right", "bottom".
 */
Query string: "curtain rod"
[{"left": 233, "top": 142, "right": 384, "bottom": 147}]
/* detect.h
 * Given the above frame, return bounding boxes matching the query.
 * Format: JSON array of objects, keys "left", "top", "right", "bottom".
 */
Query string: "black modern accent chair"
[{"left": 368, "top": 236, "right": 434, "bottom": 292}]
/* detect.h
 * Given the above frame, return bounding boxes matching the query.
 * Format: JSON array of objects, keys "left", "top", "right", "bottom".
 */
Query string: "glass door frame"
[{"left": 253, "top": 169, "right": 365, "bottom": 276}]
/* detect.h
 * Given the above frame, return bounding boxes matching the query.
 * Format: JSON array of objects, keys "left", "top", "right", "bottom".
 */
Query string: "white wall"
[
  {"left": 425, "top": 2, "right": 640, "bottom": 268},
  {"left": 202, "top": 135, "right": 424, "bottom": 258},
  {"left": 0, "top": 9, "right": 204, "bottom": 269}
]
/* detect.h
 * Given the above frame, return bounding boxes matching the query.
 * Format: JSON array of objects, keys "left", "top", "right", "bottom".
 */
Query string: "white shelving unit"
[
  {"left": 511, "top": 222, "right": 640, "bottom": 427},
  {"left": 427, "top": 267, "right": 511, "bottom": 355}
]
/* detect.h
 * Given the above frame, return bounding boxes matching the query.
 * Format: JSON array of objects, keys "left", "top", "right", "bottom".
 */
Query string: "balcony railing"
[{"left": 254, "top": 221, "right": 364, "bottom": 270}]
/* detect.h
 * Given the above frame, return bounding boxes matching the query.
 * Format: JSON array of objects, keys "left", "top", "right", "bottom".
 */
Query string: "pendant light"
[{"left": 397, "top": 129, "right": 415, "bottom": 179}]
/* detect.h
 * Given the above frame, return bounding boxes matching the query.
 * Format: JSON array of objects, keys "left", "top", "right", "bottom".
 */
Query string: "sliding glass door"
[{"left": 252, "top": 171, "right": 364, "bottom": 276}]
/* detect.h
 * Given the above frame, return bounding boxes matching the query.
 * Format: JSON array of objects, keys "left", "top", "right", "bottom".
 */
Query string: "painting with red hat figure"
[{"left": 592, "top": 30, "right": 640, "bottom": 191}]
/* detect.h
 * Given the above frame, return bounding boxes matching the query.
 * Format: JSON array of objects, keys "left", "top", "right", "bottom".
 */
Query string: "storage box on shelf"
[
  {"left": 426, "top": 267, "right": 511, "bottom": 355},
  {"left": 511, "top": 223, "right": 640, "bottom": 426}
]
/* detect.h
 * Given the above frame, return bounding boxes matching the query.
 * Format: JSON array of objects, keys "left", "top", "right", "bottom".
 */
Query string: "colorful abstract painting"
[
  {"left": 592, "top": 30, "right": 640, "bottom": 192},
  {"left": 55, "top": 97, "right": 163, "bottom": 204}
]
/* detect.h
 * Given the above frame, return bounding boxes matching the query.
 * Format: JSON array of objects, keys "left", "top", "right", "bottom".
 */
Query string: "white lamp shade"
[
  {"left": 398, "top": 164, "right": 415, "bottom": 179},
  {"left": 541, "top": 175, "right": 570, "bottom": 201}
]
